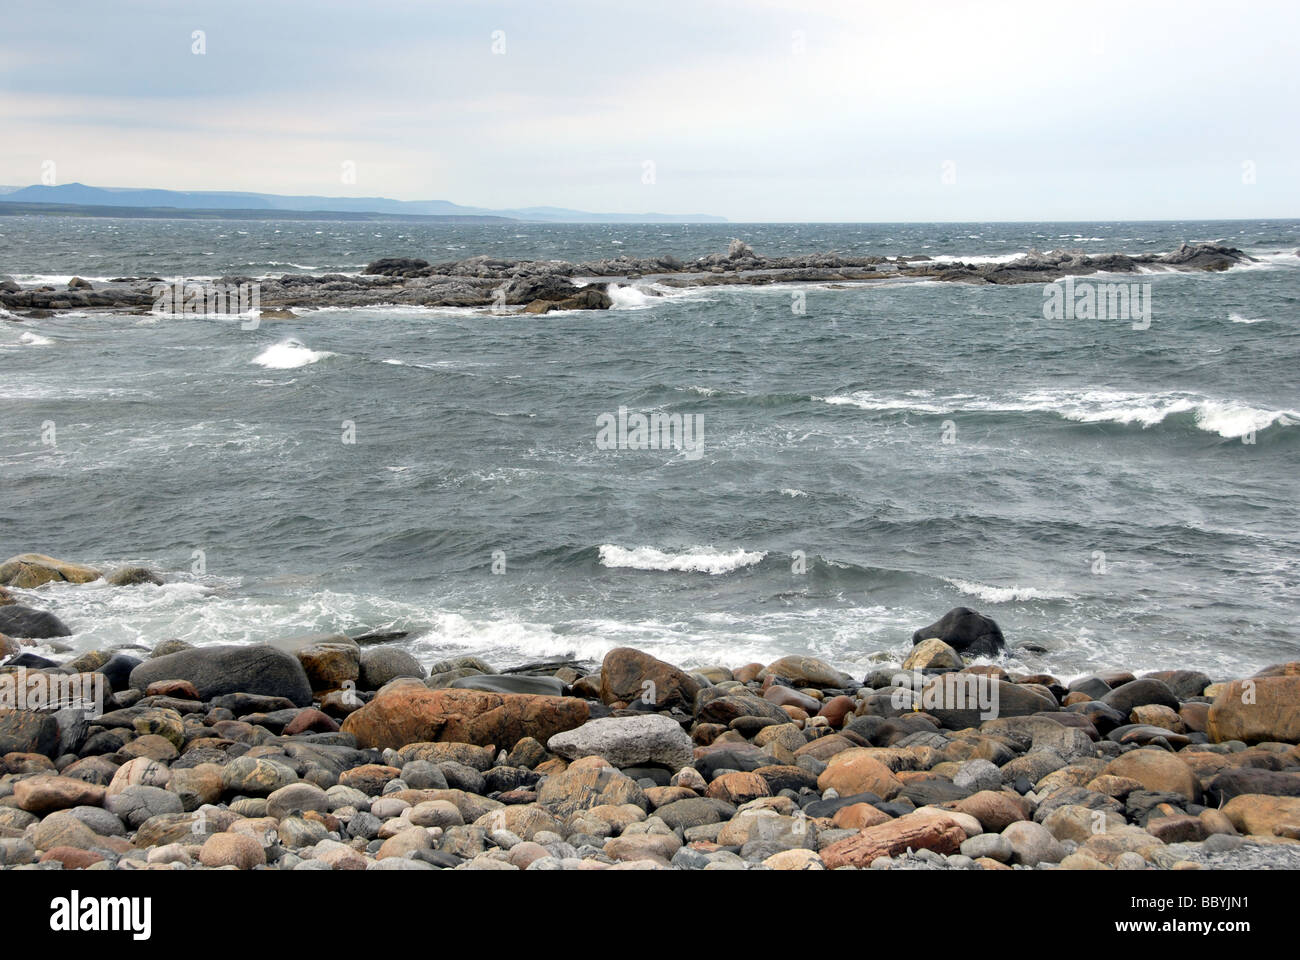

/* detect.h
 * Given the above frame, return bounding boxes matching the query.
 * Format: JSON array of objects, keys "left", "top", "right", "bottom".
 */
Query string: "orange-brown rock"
[
  {"left": 145, "top": 679, "right": 202, "bottom": 700},
  {"left": 1222, "top": 794, "right": 1300, "bottom": 837},
  {"left": 821, "top": 811, "right": 966, "bottom": 868},
  {"left": 705, "top": 771, "right": 771, "bottom": 805},
  {"left": 817, "top": 695, "right": 856, "bottom": 727},
  {"left": 1102, "top": 749, "right": 1201, "bottom": 803},
  {"left": 1207, "top": 677, "right": 1300, "bottom": 744},
  {"left": 734, "top": 663, "right": 764, "bottom": 684},
  {"left": 598, "top": 647, "right": 701, "bottom": 709},
  {"left": 832, "top": 802, "right": 893, "bottom": 830},
  {"left": 816, "top": 749, "right": 904, "bottom": 799},
  {"left": 951, "top": 790, "right": 1031, "bottom": 832},
  {"left": 340, "top": 685, "right": 589, "bottom": 751}
]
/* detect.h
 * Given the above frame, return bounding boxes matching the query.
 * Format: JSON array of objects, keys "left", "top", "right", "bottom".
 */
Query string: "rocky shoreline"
[
  {"left": 2, "top": 553, "right": 1299, "bottom": 872},
  {"left": 0, "top": 241, "right": 1258, "bottom": 318}
]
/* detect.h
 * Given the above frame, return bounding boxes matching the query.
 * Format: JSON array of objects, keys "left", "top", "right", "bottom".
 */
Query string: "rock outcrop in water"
[
  {"left": 3, "top": 555, "right": 1299, "bottom": 872},
  {"left": 0, "top": 242, "right": 1255, "bottom": 319}
]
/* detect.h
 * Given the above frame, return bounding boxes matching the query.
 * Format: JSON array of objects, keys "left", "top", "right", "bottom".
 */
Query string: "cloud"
[{"left": 1, "top": 0, "right": 1297, "bottom": 219}]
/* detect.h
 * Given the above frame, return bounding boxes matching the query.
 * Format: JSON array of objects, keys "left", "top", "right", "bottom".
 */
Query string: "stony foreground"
[
  {"left": 0, "top": 241, "right": 1258, "bottom": 317},
  {"left": 2, "top": 552, "right": 1300, "bottom": 872}
]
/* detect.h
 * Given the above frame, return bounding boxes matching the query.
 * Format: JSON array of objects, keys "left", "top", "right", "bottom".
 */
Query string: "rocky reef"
[{"left": 0, "top": 242, "right": 1255, "bottom": 318}]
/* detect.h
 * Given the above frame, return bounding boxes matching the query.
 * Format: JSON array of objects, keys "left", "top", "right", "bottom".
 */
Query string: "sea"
[{"left": 1, "top": 216, "right": 1298, "bottom": 682}]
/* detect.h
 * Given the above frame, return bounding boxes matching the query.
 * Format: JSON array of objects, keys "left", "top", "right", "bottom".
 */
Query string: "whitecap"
[
  {"left": 597, "top": 544, "right": 765, "bottom": 575},
  {"left": 251, "top": 339, "right": 334, "bottom": 369},
  {"left": 944, "top": 578, "right": 1076, "bottom": 603}
]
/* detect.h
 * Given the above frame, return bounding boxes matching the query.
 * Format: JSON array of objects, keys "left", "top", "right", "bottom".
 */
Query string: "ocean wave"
[
  {"left": 821, "top": 388, "right": 1298, "bottom": 439},
  {"left": 19, "top": 332, "right": 53, "bottom": 346},
  {"left": 1229, "top": 312, "right": 1269, "bottom": 324},
  {"left": 597, "top": 544, "right": 766, "bottom": 575},
  {"left": 944, "top": 578, "right": 1076, "bottom": 603},
  {"left": 251, "top": 339, "right": 335, "bottom": 369}
]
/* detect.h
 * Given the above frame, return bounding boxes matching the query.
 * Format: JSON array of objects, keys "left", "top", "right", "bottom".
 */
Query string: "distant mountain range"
[{"left": 0, "top": 183, "right": 726, "bottom": 223}]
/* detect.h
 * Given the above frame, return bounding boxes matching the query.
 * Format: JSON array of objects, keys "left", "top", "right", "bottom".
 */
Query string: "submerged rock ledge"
[
  {"left": 3, "top": 557, "right": 1299, "bottom": 872},
  {"left": 0, "top": 241, "right": 1254, "bottom": 317}
]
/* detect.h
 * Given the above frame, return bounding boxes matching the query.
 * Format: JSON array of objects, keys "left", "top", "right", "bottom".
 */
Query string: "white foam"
[
  {"left": 19, "top": 332, "right": 53, "bottom": 346},
  {"left": 598, "top": 544, "right": 765, "bottom": 575},
  {"left": 251, "top": 339, "right": 334, "bottom": 369},
  {"left": 606, "top": 284, "right": 658, "bottom": 309},
  {"left": 944, "top": 578, "right": 1076, "bottom": 603},
  {"left": 821, "top": 388, "right": 1298, "bottom": 439},
  {"left": 1229, "top": 312, "right": 1269, "bottom": 324}
]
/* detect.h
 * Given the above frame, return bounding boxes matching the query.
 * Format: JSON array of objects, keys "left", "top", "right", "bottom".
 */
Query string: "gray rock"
[
  {"left": 546, "top": 714, "right": 693, "bottom": 769},
  {"left": 449, "top": 674, "right": 565, "bottom": 696},
  {"left": 399, "top": 760, "right": 448, "bottom": 791},
  {"left": 359, "top": 646, "right": 425, "bottom": 689},
  {"left": 960, "top": 833, "right": 1014, "bottom": 862},
  {"left": 0, "top": 604, "right": 72, "bottom": 639},
  {"left": 128, "top": 643, "right": 313, "bottom": 707},
  {"left": 266, "top": 782, "right": 329, "bottom": 820},
  {"left": 953, "top": 759, "right": 1002, "bottom": 793},
  {"left": 106, "top": 785, "right": 184, "bottom": 827},
  {"left": 1001, "top": 820, "right": 1066, "bottom": 866}
]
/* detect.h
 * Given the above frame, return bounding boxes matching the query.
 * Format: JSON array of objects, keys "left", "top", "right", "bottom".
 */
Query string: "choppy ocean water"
[{"left": 1, "top": 217, "right": 1297, "bottom": 681}]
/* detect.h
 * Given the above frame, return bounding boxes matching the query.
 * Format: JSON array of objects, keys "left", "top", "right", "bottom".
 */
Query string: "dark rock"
[
  {"left": 96, "top": 653, "right": 142, "bottom": 693},
  {"left": 1100, "top": 678, "right": 1179, "bottom": 716},
  {"left": 449, "top": 674, "right": 565, "bottom": 697},
  {"left": 911, "top": 607, "right": 1006, "bottom": 656},
  {"left": 0, "top": 605, "right": 72, "bottom": 639},
  {"left": 0, "top": 710, "right": 61, "bottom": 756},
  {"left": 1205, "top": 769, "right": 1300, "bottom": 806},
  {"left": 128, "top": 643, "right": 314, "bottom": 707}
]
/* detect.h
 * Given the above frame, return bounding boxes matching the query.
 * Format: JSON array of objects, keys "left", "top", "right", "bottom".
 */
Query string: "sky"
[{"left": 1, "top": 0, "right": 1298, "bottom": 221}]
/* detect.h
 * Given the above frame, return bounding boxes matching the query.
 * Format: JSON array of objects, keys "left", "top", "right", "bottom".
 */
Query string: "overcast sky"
[{"left": 2, "top": 0, "right": 1297, "bottom": 221}]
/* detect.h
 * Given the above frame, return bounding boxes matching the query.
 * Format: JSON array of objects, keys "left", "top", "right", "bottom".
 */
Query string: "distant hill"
[
  {"left": 0, "top": 200, "right": 516, "bottom": 223},
  {"left": 0, "top": 183, "right": 727, "bottom": 223}
]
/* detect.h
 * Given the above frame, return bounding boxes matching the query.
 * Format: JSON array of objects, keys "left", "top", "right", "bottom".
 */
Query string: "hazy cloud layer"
[{"left": 2, "top": 0, "right": 1296, "bottom": 220}]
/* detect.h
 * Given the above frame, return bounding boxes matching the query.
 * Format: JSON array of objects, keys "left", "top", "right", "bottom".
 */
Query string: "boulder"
[
  {"left": 1222, "top": 794, "right": 1300, "bottom": 837},
  {"left": 105, "top": 566, "right": 164, "bottom": 587},
  {"left": 762, "top": 655, "right": 856, "bottom": 689},
  {"left": 547, "top": 715, "right": 693, "bottom": 769},
  {"left": 903, "top": 638, "right": 963, "bottom": 671},
  {"left": 128, "top": 643, "right": 314, "bottom": 707},
  {"left": 0, "top": 605, "right": 72, "bottom": 639},
  {"left": 536, "top": 759, "right": 646, "bottom": 817},
  {"left": 1206, "top": 677, "right": 1300, "bottom": 744},
  {"left": 0, "top": 710, "right": 61, "bottom": 756},
  {"left": 599, "top": 647, "right": 701, "bottom": 709},
  {"left": 451, "top": 674, "right": 566, "bottom": 697},
  {"left": 287, "top": 635, "right": 360, "bottom": 692},
  {"left": 920, "top": 678, "right": 1055, "bottom": 729},
  {"left": 199, "top": 832, "right": 266, "bottom": 869},
  {"left": 1100, "top": 678, "right": 1179, "bottom": 716},
  {"left": 821, "top": 811, "right": 967, "bottom": 868},
  {"left": 0, "top": 554, "right": 101, "bottom": 588},
  {"left": 358, "top": 646, "right": 425, "bottom": 689},
  {"left": 341, "top": 685, "right": 589, "bottom": 751},
  {"left": 816, "top": 749, "right": 904, "bottom": 799},
  {"left": 1102, "top": 749, "right": 1200, "bottom": 803},
  {"left": 911, "top": 607, "right": 1005, "bottom": 656}
]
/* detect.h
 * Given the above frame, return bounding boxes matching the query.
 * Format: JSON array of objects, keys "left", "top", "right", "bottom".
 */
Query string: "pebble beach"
[{"left": 3, "top": 553, "right": 1299, "bottom": 873}]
